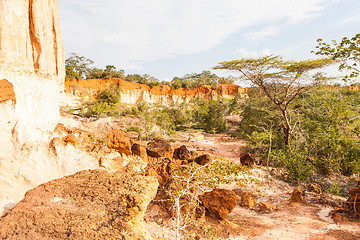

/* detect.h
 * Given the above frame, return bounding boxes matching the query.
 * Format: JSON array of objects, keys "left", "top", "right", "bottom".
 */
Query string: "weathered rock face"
[
  {"left": 65, "top": 78, "right": 248, "bottom": 105},
  {"left": 0, "top": 0, "right": 64, "bottom": 76},
  {"left": 0, "top": 0, "right": 65, "bottom": 143},
  {"left": 0, "top": 0, "right": 68, "bottom": 214},
  {"left": 0, "top": 169, "right": 158, "bottom": 240}
]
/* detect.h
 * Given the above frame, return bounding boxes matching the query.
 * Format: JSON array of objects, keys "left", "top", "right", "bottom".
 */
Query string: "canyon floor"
[{"left": 64, "top": 113, "right": 360, "bottom": 240}]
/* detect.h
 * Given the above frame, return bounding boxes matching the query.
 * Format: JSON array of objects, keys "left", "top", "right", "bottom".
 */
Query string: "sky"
[{"left": 59, "top": 0, "right": 360, "bottom": 83}]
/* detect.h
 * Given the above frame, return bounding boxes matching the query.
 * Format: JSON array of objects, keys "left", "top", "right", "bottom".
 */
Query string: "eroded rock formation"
[
  {"left": 0, "top": 1, "right": 100, "bottom": 215},
  {"left": 65, "top": 78, "right": 248, "bottom": 105},
  {"left": 0, "top": 0, "right": 65, "bottom": 143},
  {"left": 0, "top": 170, "right": 158, "bottom": 239}
]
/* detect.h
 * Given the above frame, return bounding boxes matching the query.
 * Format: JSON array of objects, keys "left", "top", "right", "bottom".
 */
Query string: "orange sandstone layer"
[{"left": 65, "top": 78, "right": 248, "bottom": 104}]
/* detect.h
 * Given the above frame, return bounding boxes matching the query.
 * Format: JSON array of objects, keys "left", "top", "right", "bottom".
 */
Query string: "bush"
[{"left": 78, "top": 84, "right": 125, "bottom": 117}]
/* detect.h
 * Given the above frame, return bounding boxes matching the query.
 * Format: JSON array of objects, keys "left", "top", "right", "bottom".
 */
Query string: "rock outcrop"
[
  {"left": 147, "top": 138, "right": 173, "bottom": 158},
  {"left": 107, "top": 129, "right": 132, "bottom": 155},
  {"left": 173, "top": 145, "right": 191, "bottom": 161},
  {"left": 199, "top": 189, "right": 237, "bottom": 220},
  {"left": 0, "top": 80, "right": 16, "bottom": 104},
  {"left": 0, "top": 169, "right": 158, "bottom": 240},
  {"left": 65, "top": 78, "right": 248, "bottom": 105}
]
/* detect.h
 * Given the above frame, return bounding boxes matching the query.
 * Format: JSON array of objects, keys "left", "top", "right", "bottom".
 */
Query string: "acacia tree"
[
  {"left": 313, "top": 33, "right": 360, "bottom": 81},
  {"left": 214, "top": 55, "right": 334, "bottom": 146}
]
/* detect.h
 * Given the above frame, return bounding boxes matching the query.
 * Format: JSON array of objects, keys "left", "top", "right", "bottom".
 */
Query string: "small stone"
[
  {"left": 289, "top": 187, "right": 307, "bottom": 204},
  {"left": 241, "top": 192, "right": 257, "bottom": 209},
  {"left": 194, "top": 154, "right": 211, "bottom": 165},
  {"left": 259, "top": 201, "right": 276, "bottom": 213}
]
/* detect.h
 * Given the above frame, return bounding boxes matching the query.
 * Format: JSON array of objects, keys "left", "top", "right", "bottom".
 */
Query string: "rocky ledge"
[{"left": 0, "top": 169, "right": 158, "bottom": 240}]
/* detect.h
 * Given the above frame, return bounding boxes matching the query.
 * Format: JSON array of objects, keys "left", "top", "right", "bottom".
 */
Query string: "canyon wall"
[
  {"left": 0, "top": 0, "right": 65, "bottom": 143},
  {"left": 65, "top": 78, "right": 248, "bottom": 105},
  {"left": 0, "top": 0, "right": 98, "bottom": 214}
]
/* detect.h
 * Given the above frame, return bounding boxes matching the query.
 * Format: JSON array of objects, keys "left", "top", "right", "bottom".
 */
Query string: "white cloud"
[
  {"left": 237, "top": 48, "right": 272, "bottom": 58},
  {"left": 242, "top": 25, "right": 280, "bottom": 42},
  {"left": 341, "top": 16, "right": 360, "bottom": 24},
  {"left": 59, "top": 0, "right": 339, "bottom": 70}
]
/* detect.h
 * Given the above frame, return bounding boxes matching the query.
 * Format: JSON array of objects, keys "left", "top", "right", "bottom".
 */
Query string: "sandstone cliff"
[
  {"left": 65, "top": 78, "right": 248, "bottom": 104},
  {"left": 0, "top": 0, "right": 65, "bottom": 144},
  {"left": 0, "top": 1, "right": 100, "bottom": 215}
]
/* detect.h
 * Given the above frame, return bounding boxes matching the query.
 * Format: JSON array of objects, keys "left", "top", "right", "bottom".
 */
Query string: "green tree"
[
  {"left": 313, "top": 33, "right": 360, "bottom": 81},
  {"left": 214, "top": 55, "right": 334, "bottom": 146},
  {"left": 65, "top": 53, "right": 94, "bottom": 80},
  {"left": 87, "top": 65, "right": 125, "bottom": 79}
]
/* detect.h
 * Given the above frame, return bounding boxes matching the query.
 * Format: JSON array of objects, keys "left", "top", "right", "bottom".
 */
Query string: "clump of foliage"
[
  {"left": 170, "top": 70, "right": 236, "bottom": 89},
  {"left": 65, "top": 53, "right": 125, "bottom": 80},
  {"left": 314, "top": 33, "right": 360, "bottom": 81},
  {"left": 124, "top": 74, "right": 168, "bottom": 87},
  {"left": 65, "top": 53, "right": 94, "bottom": 80},
  {"left": 236, "top": 85, "right": 360, "bottom": 181},
  {"left": 87, "top": 65, "right": 125, "bottom": 79}
]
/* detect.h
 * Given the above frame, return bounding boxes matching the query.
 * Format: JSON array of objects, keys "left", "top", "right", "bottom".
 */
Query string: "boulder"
[
  {"left": 199, "top": 189, "right": 237, "bottom": 220},
  {"left": 173, "top": 145, "right": 191, "bottom": 161},
  {"left": 240, "top": 153, "right": 254, "bottom": 166},
  {"left": 108, "top": 129, "right": 132, "bottom": 155},
  {"left": 131, "top": 143, "right": 148, "bottom": 162},
  {"left": 146, "top": 138, "right": 173, "bottom": 158},
  {"left": 241, "top": 192, "right": 257, "bottom": 209},
  {"left": 289, "top": 187, "right": 307, "bottom": 204},
  {"left": 99, "top": 153, "right": 126, "bottom": 172},
  {"left": 194, "top": 154, "right": 212, "bottom": 166},
  {"left": 0, "top": 169, "right": 158, "bottom": 240}
]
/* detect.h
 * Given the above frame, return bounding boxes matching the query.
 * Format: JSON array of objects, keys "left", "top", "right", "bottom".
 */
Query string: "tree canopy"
[{"left": 313, "top": 33, "right": 360, "bottom": 81}]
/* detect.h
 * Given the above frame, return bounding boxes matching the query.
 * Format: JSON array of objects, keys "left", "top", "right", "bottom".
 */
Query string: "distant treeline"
[{"left": 65, "top": 53, "right": 236, "bottom": 89}]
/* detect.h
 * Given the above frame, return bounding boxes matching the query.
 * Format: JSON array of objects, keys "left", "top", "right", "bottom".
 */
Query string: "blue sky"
[{"left": 59, "top": 0, "right": 360, "bottom": 83}]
